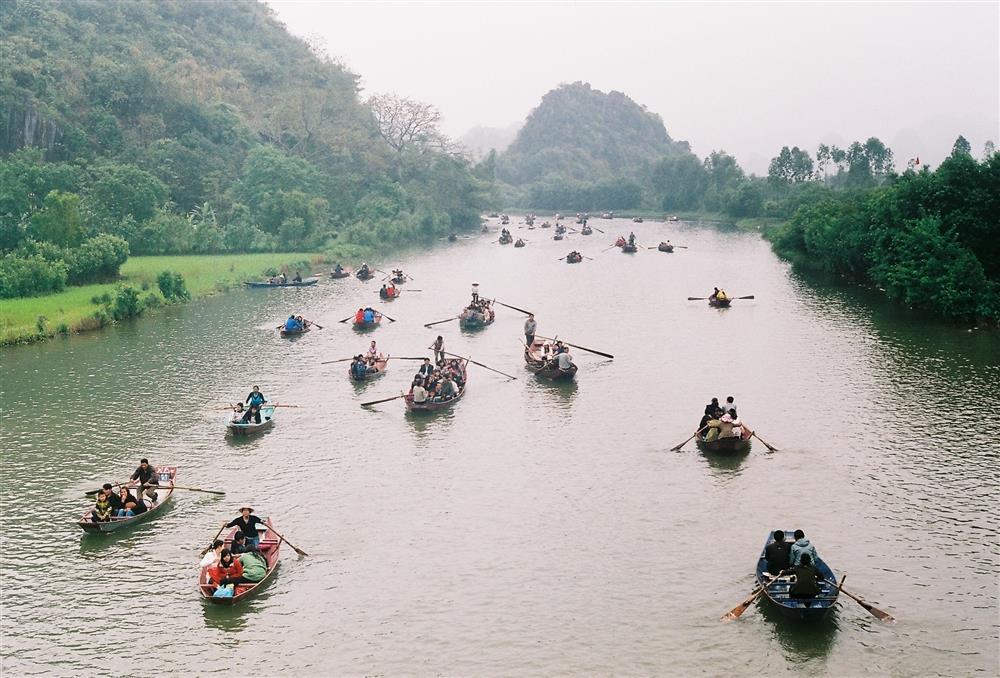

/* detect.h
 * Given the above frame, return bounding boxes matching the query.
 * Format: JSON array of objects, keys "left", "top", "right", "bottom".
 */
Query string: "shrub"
[
  {"left": 156, "top": 270, "right": 190, "bottom": 301},
  {"left": 0, "top": 253, "right": 68, "bottom": 298},
  {"left": 110, "top": 285, "right": 143, "bottom": 320},
  {"left": 64, "top": 234, "right": 130, "bottom": 284}
]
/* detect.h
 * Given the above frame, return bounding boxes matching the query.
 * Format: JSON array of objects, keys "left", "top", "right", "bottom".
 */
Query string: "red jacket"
[
  {"left": 209, "top": 557, "right": 243, "bottom": 584},
  {"left": 354, "top": 309, "right": 364, "bottom": 323}
]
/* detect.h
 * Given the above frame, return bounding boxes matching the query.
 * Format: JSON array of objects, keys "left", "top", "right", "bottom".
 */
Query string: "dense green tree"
[{"left": 27, "top": 190, "right": 83, "bottom": 247}]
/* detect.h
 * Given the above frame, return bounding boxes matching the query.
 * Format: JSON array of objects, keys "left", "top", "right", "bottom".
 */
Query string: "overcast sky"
[{"left": 268, "top": 1, "right": 999, "bottom": 173}]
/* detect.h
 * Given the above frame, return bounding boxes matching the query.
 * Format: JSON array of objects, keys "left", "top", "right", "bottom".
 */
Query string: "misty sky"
[{"left": 268, "top": 1, "right": 999, "bottom": 173}]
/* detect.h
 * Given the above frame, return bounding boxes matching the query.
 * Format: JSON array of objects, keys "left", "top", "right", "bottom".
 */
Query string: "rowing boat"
[
  {"left": 379, "top": 288, "right": 400, "bottom": 300},
  {"left": 499, "top": 235, "right": 513, "bottom": 245},
  {"left": 405, "top": 360, "right": 469, "bottom": 412},
  {"left": 696, "top": 434, "right": 750, "bottom": 454},
  {"left": 227, "top": 404, "right": 276, "bottom": 436},
  {"left": 553, "top": 233, "right": 564, "bottom": 241},
  {"left": 580, "top": 226, "right": 593, "bottom": 235},
  {"left": 244, "top": 277, "right": 318, "bottom": 288},
  {"left": 350, "top": 355, "right": 388, "bottom": 381},
  {"left": 632, "top": 216, "right": 644, "bottom": 223},
  {"left": 565, "top": 252, "right": 583, "bottom": 264},
  {"left": 199, "top": 518, "right": 281, "bottom": 605},
  {"left": 514, "top": 239, "right": 526, "bottom": 248},
  {"left": 353, "top": 313, "right": 382, "bottom": 330},
  {"left": 330, "top": 270, "right": 351, "bottom": 279},
  {"left": 459, "top": 306, "right": 495, "bottom": 330},
  {"left": 78, "top": 466, "right": 177, "bottom": 533},
  {"left": 755, "top": 531, "right": 839, "bottom": 621},
  {"left": 622, "top": 243, "right": 638, "bottom": 253},
  {"left": 356, "top": 268, "right": 375, "bottom": 281},
  {"left": 524, "top": 341, "right": 578, "bottom": 380},
  {"left": 279, "top": 325, "right": 310, "bottom": 338},
  {"left": 709, "top": 297, "right": 732, "bottom": 308},
  {"left": 657, "top": 242, "right": 675, "bottom": 253}
]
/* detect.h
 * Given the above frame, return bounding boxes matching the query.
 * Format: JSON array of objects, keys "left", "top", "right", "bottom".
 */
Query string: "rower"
[
  {"left": 354, "top": 308, "right": 365, "bottom": 324},
  {"left": 709, "top": 287, "right": 720, "bottom": 302},
  {"left": 557, "top": 349, "right": 574, "bottom": 372},
  {"left": 432, "top": 336, "right": 444, "bottom": 365},
  {"left": 379, "top": 284, "right": 389, "bottom": 299},
  {"left": 293, "top": 271, "right": 302, "bottom": 283},
  {"left": 368, "top": 340, "right": 378, "bottom": 357},
  {"left": 246, "top": 385, "right": 267, "bottom": 408},
  {"left": 130, "top": 458, "right": 160, "bottom": 504},
  {"left": 363, "top": 307, "right": 375, "bottom": 324},
  {"left": 471, "top": 282, "right": 481, "bottom": 305},
  {"left": 223, "top": 506, "right": 265, "bottom": 549},
  {"left": 284, "top": 315, "right": 299, "bottom": 331},
  {"left": 628, "top": 232, "right": 636, "bottom": 247},
  {"left": 524, "top": 314, "right": 537, "bottom": 347},
  {"left": 334, "top": 263, "right": 343, "bottom": 274}
]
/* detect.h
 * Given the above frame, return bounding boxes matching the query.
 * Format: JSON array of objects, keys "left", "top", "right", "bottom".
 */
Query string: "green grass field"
[{"left": 0, "top": 253, "right": 319, "bottom": 346}]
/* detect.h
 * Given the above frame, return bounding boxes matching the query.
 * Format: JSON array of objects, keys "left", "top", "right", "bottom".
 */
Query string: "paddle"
[
  {"left": 424, "top": 316, "right": 458, "bottom": 328},
  {"left": 750, "top": 430, "right": 779, "bottom": 452},
  {"left": 84, "top": 481, "right": 129, "bottom": 497},
  {"left": 361, "top": 393, "right": 406, "bottom": 407},
  {"left": 670, "top": 425, "right": 709, "bottom": 452},
  {"left": 161, "top": 485, "right": 225, "bottom": 495},
  {"left": 265, "top": 524, "right": 308, "bottom": 557},
  {"left": 270, "top": 404, "right": 301, "bottom": 408},
  {"left": 582, "top": 255, "right": 595, "bottom": 261},
  {"left": 493, "top": 300, "right": 534, "bottom": 316},
  {"left": 320, "top": 357, "right": 353, "bottom": 364},
  {"left": 380, "top": 313, "right": 397, "bottom": 322},
  {"left": 601, "top": 244, "right": 618, "bottom": 252},
  {"left": 392, "top": 357, "right": 430, "bottom": 360},
  {"left": 593, "top": 227, "right": 605, "bottom": 234},
  {"left": 441, "top": 350, "right": 518, "bottom": 380},
  {"left": 199, "top": 525, "right": 227, "bottom": 556},
  {"left": 338, "top": 315, "right": 354, "bottom": 323},
  {"left": 722, "top": 571, "right": 788, "bottom": 621},
  {"left": 824, "top": 579, "right": 895, "bottom": 622},
  {"left": 536, "top": 335, "right": 614, "bottom": 360}
]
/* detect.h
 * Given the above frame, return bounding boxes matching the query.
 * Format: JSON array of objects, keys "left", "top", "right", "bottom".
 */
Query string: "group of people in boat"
[
  {"left": 499, "top": 228, "right": 513, "bottom": 243},
  {"left": 266, "top": 271, "right": 304, "bottom": 285},
  {"left": 409, "top": 356, "right": 466, "bottom": 403},
  {"left": 200, "top": 506, "right": 270, "bottom": 597},
  {"left": 283, "top": 314, "right": 311, "bottom": 332},
  {"left": 353, "top": 307, "right": 380, "bottom": 325},
  {"left": 709, "top": 287, "right": 730, "bottom": 303},
  {"left": 379, "top": 283, "right": 398, "bottom": 299},
  {"left": 89, "top": 458, "right": 160, "bottom": 522},
  {"left": 465, "top": 285, "right": 495, "bottom": 320},
  {"left": 698, "top": 396, "right": 749, "bottom": 440},
  {"left": 350, "top": 341, "right": 384, "bottom": 378},
  {"left": 764, "top": 529, "right": 825, "bottom": 598},
  {"left": 357, "top": 262, "right": 372, "bottom": 278},
  {"left": 231, "top": 385, "right": 268, "bottom": 425}
]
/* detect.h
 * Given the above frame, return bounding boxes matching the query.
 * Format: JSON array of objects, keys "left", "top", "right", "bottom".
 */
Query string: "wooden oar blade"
[
  {"left": 687, "top": 297, "right": 707, "bottom": 301},
  {"left": 424, "top": 317, "right": 457, "bottom": 328},
  {"left": 722, "top": 586, "right": 764, "bottom": 621},
  {"left": 361, "top": 394, "right": 404, "bottom": 407}
]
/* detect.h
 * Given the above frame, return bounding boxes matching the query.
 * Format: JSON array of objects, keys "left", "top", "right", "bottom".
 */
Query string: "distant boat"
[
  {"left": 77, "top": 467, "right": 177, "bottom": 534},
  {"left": 227, "top": 404, "right": 276, "bottom": 436},
  {"left": 244, "top": 277, "right": 318, "bottom": 288},
  {"left": 657, "top": 242, "right": 674, "bottom": 253},
  {"left": 405, "top": 359, "right": 469, "bottom": 412}
]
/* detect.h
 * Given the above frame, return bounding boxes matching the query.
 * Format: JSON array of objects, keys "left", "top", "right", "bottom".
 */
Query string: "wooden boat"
[
  {"left": 227, "top": 404, "right": 276, "bottom": 436},
  {"left": 448, "top": 234, "right": 458, "bottom": 242},
  {"left": 78, "top": 466, "right": 177, "bottom": 533},
  {"left": 696, "top": 433, "right": 750, "bottom": 454},
  {"left": 405, "top": 360, "right": 469, "bottom": 412},
  {"left": 500, "top": 215, "right": 510, "bottom": 225},
  {"left": 668, "top": 215, "right": 679, "bottom": 222},
  {"left": 379, "top": 288, "right": 400, "bottom": 300},
  {"left": 279, "top": 324, "right": 310, "bottom": 338},
  {"left": 600, "top": 212, "right": 613, "bottom": 219},
  {"left": 349, "top": 355, "right": 388, "bottom": 381},
  {"left": 632, "top": 216, "right": 644, "bottom": 223},
  {"left": 580, "top": 226, "right": 593, "bottom": 235},
  {"left": 499, "top": 235, "right": 513, "bottom": 245},
  {"left": 755, "top": 531, "right": 839, "bottom": 621},
  {"left": 330, "top": 269, "right": 351, "bottom": 279},
  {"left": 524, "top": 341, "right": 578, "bottom": 380},
  {"left": 709, "top": 297, "right": 732, "bottom": 308},
  {"left": 615, "top": 237, "right": 626, "bottom": 247},
  {"left": 199, "top": 518, "right": 281, "bottom": 605},
  {"left": 356, "top": 268, "right": 375, "bottom": 281},
  {"left": 514, "top": 239, "right": 526, "bottom": 248},
  {"left": 539, "top": 222, "right": 551, "bottom": 229},
  {"left": 244, "top": 277, "right": 318, "bottom": 288},
  {"left": 553, "top": 233, "right": 564, "bottom": 241},
  {"left": 525, "top": 215, "right": 535, "bottom": 226},
  {"left": 554, "top": 225, "right": 566, "bottom": 234},
  {"left": 353, "top": 313, "right": 382, "bottom": 330},
  {"left": 657, "top": 242, "right": 675, "bottom": 253},
  {"left": 565, "top": 252, "right": 583, "bottom": 264},
  {"left": 621, "top": 243, "right": 638, "bottom": 253},
  {"left": 459, "top": 306, "right": 495, "bottom": 329}
]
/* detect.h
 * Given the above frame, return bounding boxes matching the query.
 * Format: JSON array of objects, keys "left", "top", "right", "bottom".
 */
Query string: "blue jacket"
[
  {"left": 363, "top": 309, "right": 374, "bottom": 323},
  {"left": 284, "top": 317, "right": 299, "bottom": 331},
  {"left": 790, "top": 538, "right": 819, "bottom": 567}
]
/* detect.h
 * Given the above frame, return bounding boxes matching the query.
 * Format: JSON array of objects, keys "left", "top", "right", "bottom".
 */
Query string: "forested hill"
[
  {"left": 0, "top": 0, "right": 489, "bottom": 277},
  {"left": 496, "top": 82, "right": 692, "bottom": 207}
]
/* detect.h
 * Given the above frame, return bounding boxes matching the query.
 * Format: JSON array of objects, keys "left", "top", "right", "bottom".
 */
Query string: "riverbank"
[{"left": 0, "top": 253, "right": 319, "bottom": 346}]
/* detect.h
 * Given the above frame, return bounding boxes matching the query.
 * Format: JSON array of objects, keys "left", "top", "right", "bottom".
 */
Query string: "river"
[{"left": 1, "top": 218, "right": 997, "bottom": 676}]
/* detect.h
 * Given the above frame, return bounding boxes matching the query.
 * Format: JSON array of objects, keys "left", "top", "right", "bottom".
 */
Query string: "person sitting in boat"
[
  {"left": 418, "top": 358, "right": 434, "bottom": 379},
  {"left": 716, "top": 289, "right": 729, "bottom": 302},
  {"left": 359, "top": 263, "right": 370, "bottom": 275},
  {"left": 350, "top": 356, "right": 368, "bottom": 380},
  {"left": 278, "top": 272, "right": 287, "bottom": 284},
  {"left": 241, "top": 403, "right": 263, "bottom": 425},
  {"left": 386, "top": 283, "right": 396, "bottom": 298},
  {"left": 292, "top": 271, "right": 302, "bottom": 283},
  {"left": 91, "top": 490, "right": 113, "bottom": 523},
  {"left": 723, "top": 396, "right": 736, "bottom": 416},
  {"left": 246, "top": 385, "right": 267, "bottom": 408},
  {"left": 764, "top": 530, "right": 792, "bottom": 575},
  {"left": 130, "top": 458, "right": 159, "bottom": 504},
  {"left": 628, "top": 232, "right": 636, "bottom": 247},
  {"left": 702, "top": 417, "right": 722, "bottom": 442},
  {"left": 557, "top": 349, "right": 574, "bottom": 372},
  {"left": 354, "top": 308, "right": 365, "bottom": 324},
  {"left": 789, "top": 530, "right": 820, "bottom": 567},
  {"left": 229, "top": 530, "right": 259, "bottom": 555},
  {"left": 718, "top": 409, "right": 738, "bottom": 438},
  {"left": 231, "top": 403, "right": 245, "bottom": 422},
  {"left": 117, "top": 486, "right": 140, "bottom": 518},
  {"left": 437, "top": 376, "right": 457, "bottom": 401},
  {"left": 363, "top": 307, "right": 376, "bottom": 324},
  {"left": 789, "top": 553, "right": 821, "bottom": 598},
  {"left": 99, "top": 482, "right": 123, "bottom": 516},
  {"left": 334, "top": 263, "right": 344, "bottom": 275},
  {"left": 709, "top": 287, "right": 720, "bottom": 302},
  {"left": 379, "top": 284, "right": 389, "bottom": 299},
  {"left": 199, "top": 539, "right": 225, "bottom": 568},
  {"left": 208, "top": 549, "right": 252, "bottom": 593},
  {"left": 284, "top": 315, "right": 301, "bottom": 332},
  {"left": 224, "top": 507, "right": 264, "bottom": 549},
  {"left": 411, "top": 378, "right": 428, "bottom": 404}
]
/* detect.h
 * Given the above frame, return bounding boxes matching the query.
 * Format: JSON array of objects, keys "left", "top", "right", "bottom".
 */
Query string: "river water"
[{"left": 1, "top": 218, "right": 997, "bottom": 676}]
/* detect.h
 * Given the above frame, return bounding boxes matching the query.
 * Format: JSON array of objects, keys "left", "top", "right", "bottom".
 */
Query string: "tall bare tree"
[{"left": 367, "top": 94, "right": 444, "bottom": 155}]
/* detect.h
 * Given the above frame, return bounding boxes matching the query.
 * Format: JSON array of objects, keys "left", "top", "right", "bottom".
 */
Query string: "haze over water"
[{"left": 2, "top": 219, "right": 998, "bottom": 675}]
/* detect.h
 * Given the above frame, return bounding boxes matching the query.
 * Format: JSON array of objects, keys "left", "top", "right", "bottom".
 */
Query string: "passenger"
[
  {"left": 418, "top": 358, "right": 434, "bottom": 379},
  {"left": 704, "top": 398, "right": 720, "bottom": 417},
  {"left": 296, "top": 315, "right": 309, "bottom": 329},
  {"left": 231, "top": 402, "right": 245, "bottom": 422},
  {"left": 350, "top": 356, "right": 368, "bottom": 380},
  {"left": 208, "top": 549, "right": 252, "bottom": 592},
  {"left": 557, "top": 350, "right": 574, "bottom": 371},
  {"left": 278, "top": 272, "right": 287, "bottom": 284},
  {"left": 224, "top": 507, "right": 264, "bottom": 549},
  {"left": 130, "top": 458, "right": 159, "bottom": 503},
  {"left": 117, "top": 487, "right": 138, "bottom": 518},
  {"left": 438, "top": 376, "right": 457, "bottom": 401},
  {"left": 411, "top": 379, "right": 428, "bottom": 404},
  {"left": 789, "top": 530, "right": 820, "bottom": 567},
  {"left": 199, "top": 539, "right": 225, "bottom": 568},
  {"left": 789, "top": 553, "right": 821, "bottom": 598},
  {"left": 731, "top": 412, "right": 746, "bottom": 439},
  {"left": 724, "top": 396, "right": 737, "bottom": 416},
  {"left": 241, "top": 404, "right": 262, "bottom": 425},
  {"left": 230, "top": 531, "right": 259, "bottom": 555},
  {"left": 284, "top": 315, "right": 299, "bottom": 331},
  {"left": 363, "top": 307, "right": 375, "bottom": 324},
  {"left": 703, "top": 418, "right": 722, "bottom": 442},
  {"left": 293, "top": 271, "right": 302, "bottom": 283},
  {"left": 354, "top": 308, "right": 365, "bottom": 324},
  {"left": 764, "top": 530, "right": 792, "bottom": 575},
  {"left": 334, "top": 263, "right": 343, "bottom": 274},
  {"left": 386, "top": 283, "right": 395, "bottom": 297},
  {"left": 719, "top": 409, "right": 737, "bottom": 438},
  {"left": 91, "top": 490, "right": 113, "bottom": 523},
  {"left": 380, "top": 284, "right": 389, "bottom": 299},
  {"left": 245, "top": 385, "right": 267, "bottom": 408},
  {"left": 130, "top": 488, "right": 148, "bottom": 515},
  {"left": 102, "top": 482, "right": 123, "bottom": 516},
  {"left": 717, "top": 289, "right": 729, "bottom": 301}
]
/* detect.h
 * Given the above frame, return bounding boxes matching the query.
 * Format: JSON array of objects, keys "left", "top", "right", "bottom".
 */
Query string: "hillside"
[
  {"left": 0, "top": 0, "right": 489, "bottom": 273},
  {"left": 458, "top": 122, "right": 521, "bottom": 160}
]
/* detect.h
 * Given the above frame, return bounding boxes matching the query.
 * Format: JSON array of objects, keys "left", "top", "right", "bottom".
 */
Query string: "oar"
[
  {"left": 380, "top": 313, "right": 397, "bottom": 322},
  {"left": 338, "top": 315, "right": 354, "bottom": 323},
  {"left": 824, "top": 579, "right": 895, "bottom": 622},
  {"left": 199, "top": 524, "right": 228, "bottom": 556},
  {"left": 270, "top": 404, "right": 301, "bottom": 408},
  {"left": 536, "top": 335, "right": 614, "bottom": 359},
  {"left": 392, "top": 357, "right": 429, "bottom": 360},
  {"left": 582, "top": 255, "right": 595, "bottom": 261},
  {"left": 424, "top": 316, "right": 458, "bottom": 328},
  {"left": 750, "top": 430, "right": 779, "bottom": 452},
  {"left": 84, "top": 482, "right": 129, "bottom": 497},
  {"left": 441, "top": 350, "right": 518, "bottom": 380},
  {"left": 735, "top": 295, "right": 755, "bottom": 300},
  {"left": 161, "top": 485, "right": 225, "bottom": 495},
  {"left": 493, "top": 300, "right": 533, "bottom": 316},
  {"left": 601, "top": 244, "right": 618, "bottom": 252},
  {"left": 307, "top": 321, "right": 323, "bottom": 329},
  {"left": 361, "top": 393, "right": 406, "bottom": 408},
  {"left": 722, "top": 571, "right": 786, "bottom": 621},
  {"left": 593, "top": 226, "right": 605, "bottom": 234},
  {"left": 320, "top": 357, "right": 353, "bottom": 364},
  {"left": 670, "top": 425, "right": 708, "bottom": 452},
  {"left": 264, "top": 524, "right": 308, "bottom": 557},
  {"left": 687, "top": 297, "right": 709, "bottom": 301}
]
